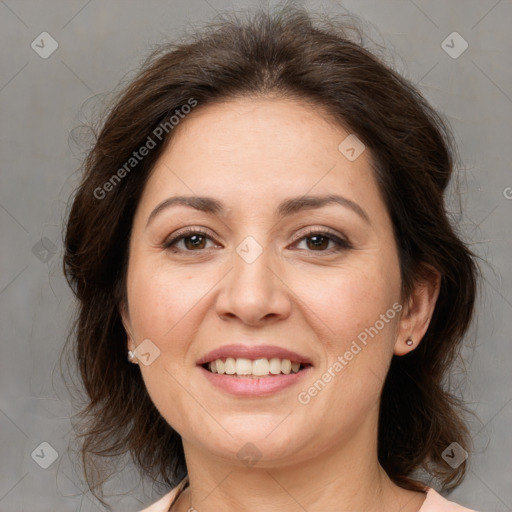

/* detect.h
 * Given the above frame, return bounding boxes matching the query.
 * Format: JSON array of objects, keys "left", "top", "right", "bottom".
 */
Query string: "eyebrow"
[{"left": 145, "top": 194, "right": 370, "bottom": 228}]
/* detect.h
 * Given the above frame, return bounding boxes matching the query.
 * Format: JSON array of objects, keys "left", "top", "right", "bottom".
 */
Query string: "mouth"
[
  {"left": 201, "top": 357, "right": 312, "bottom": 378},
  {"left": 196, "top": 344, "right": 313, "bottom": 395}
]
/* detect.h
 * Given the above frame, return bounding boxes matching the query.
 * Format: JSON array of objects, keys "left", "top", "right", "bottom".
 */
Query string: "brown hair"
[{"left": 62, "top": 5, "right": 479, "bottom": 503}]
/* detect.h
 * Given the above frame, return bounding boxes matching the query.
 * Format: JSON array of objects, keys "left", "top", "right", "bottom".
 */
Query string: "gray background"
[{"left": 0, "top": 0, "right": 511, "bottom": 510}]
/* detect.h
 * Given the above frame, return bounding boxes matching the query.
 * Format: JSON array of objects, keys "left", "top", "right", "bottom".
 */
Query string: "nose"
[{"left": 215, "top": 240, "right": 292, "bottom": 326}]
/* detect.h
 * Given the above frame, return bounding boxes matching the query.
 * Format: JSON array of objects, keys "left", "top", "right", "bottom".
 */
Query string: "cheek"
[
  {"left": 126, "top": 259, "right": 211, "bottom": 434},
  {"left": 293, "top": 260, "right": 400, "bottom": 342},
  {"left": 291, "top": 266, "right": 400, "bottom": 427},
  {"left": 126, "top": 257, "right": 214, "bottom": 344}
]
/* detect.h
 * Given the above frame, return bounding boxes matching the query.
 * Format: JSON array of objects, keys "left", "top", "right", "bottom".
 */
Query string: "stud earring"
[
  {"left": 406, "top": 338, "right": 414, "bottom": 346},
  {"left": 128, "top": 350, "right": 138, "bottom": 364}
]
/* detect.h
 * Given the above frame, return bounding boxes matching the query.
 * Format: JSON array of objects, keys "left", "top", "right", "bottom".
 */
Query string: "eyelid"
[
  {"left": 291, "top": 225, "right": 347, "bottom": 242},
  {"left": 167, "top": 225, "right": 216, "bottom": 239},
  {"left": 163, "top": 226, "right": 220, "bottom": 249}
]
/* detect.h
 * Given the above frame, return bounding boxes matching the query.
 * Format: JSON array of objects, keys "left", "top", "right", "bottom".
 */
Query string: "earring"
[
  {"left": 406, "top": 338, "right": 414, "bottom": 346},
  {"left": 128, "top": 350, "right": 138, "bottom": 364}
]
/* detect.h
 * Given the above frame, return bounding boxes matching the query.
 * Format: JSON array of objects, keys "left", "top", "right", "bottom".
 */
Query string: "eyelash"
[{"left": 163, "top": 227, "right": 352, "bottom": 255}]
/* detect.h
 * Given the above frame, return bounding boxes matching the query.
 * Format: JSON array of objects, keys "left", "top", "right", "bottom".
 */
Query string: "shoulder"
[
  {"left": 420, "top": 488, "right": 479, "bottom": 512},
  {"left": 138, "top": 476, "right": 189, "bottom": 512},
  {"left": 138, "top": 480, "right": 479, "bottom": 512}
]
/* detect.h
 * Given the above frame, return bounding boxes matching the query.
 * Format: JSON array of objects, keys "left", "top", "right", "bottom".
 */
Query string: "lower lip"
[{"left": 198, "top": 366, "right": 312, "bottom": 397}]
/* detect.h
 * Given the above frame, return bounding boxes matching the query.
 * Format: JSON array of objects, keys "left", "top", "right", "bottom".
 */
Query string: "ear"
[
  {"left": 394, "top": 265, "right": 441, "bottom": 356},
  {"left": 119, "top": 299, "right": 135, "bottom": 352}
]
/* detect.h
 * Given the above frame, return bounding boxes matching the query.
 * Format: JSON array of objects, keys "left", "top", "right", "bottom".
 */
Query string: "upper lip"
[{"left": 196, "top": 344, "right": 313, "bottom": 366}]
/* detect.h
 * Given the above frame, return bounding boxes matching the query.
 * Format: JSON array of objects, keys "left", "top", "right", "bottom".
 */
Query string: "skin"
[{"left": 120, "top": 96, "right": 440, "bottom": 512}]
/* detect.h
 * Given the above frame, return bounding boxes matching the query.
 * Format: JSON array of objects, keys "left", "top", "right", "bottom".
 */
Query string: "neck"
[{"left": 175, "top": 413, "right": 424, "bottom": 511}]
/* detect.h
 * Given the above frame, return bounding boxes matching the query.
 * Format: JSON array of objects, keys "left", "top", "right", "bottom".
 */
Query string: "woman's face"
[{"left": 122, "top": 96, "right": 410, "bottom": 467}]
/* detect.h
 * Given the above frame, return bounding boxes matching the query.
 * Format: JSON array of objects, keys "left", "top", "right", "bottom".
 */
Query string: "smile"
[
  {"left": 196, "top": 343, "right": 313, "bottom": 396},
  {"left": 203, "top": 357, "right": 309, "bottom": 377}
]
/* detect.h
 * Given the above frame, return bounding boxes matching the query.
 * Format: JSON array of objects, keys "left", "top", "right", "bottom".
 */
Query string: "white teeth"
[
  {"left": 281, "top": 359, "right": 292, "bottom": 375},
  {"left": 269, "top": 357, "right": 282, "bottom": 374},
  {"left": 235, "top": 358, "right": 252, "bottom": 375},
  {"left": 224, "top": 357, "right": 236, "bottom": 374},
  {"left": 207, "top": 357, "right": 303, "bottom": 376},
  {"left": 252, "top": 358, "right": 270, "bottom": 376}
]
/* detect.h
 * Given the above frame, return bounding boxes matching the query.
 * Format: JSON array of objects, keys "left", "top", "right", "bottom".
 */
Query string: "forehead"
[
  {"left": 139, "top": 96, "right": 386, "bottom": 222},
  {"left": 164, "top": 95, "right": 357, "bottom": 169}
]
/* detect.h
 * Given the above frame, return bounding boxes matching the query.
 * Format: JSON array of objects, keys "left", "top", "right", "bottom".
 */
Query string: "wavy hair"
[{"left": 62, "top": 5, "right": 479, "bottom": 504}]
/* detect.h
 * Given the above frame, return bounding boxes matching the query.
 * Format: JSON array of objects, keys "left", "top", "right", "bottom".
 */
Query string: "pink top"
[{"left": 139, "top": 476, "right": 479, "bottom": 512}]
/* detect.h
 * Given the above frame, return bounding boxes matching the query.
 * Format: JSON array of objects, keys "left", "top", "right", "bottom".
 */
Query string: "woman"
[{"left": 63, "top": 7, "right": 480, "bottom": 512}]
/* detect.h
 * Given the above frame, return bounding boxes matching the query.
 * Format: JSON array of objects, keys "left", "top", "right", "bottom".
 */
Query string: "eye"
[
  {"left": 292, "top": 229, "right": 351, "bottom": 253},
  {"left": 163, "top": 228, "right": 220, "bottom": 253},
  {"left": 163, "top": 227, "right": 351, "bottom": 255}
]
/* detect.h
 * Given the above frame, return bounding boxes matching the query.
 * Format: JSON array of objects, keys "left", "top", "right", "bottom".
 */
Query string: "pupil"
[
  {"left": 307, "top": 235, "right": 328, "bottom": 250},
  {"left": 186, "top": 235, "right": 205, "bottom": 250}
]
